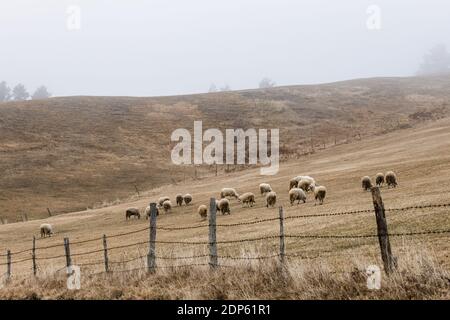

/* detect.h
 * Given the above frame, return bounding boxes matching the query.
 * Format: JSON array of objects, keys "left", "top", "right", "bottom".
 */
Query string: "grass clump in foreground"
[{"left": 0, "top": 249, "right": 449, "bottom": 300}]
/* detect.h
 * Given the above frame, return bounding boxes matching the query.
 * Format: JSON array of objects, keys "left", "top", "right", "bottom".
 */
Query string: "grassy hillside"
[
  {"left": 1, "top": 75, "right": 450, "bottom": 220},
  {"left": 0, "top": 115, "right": 450, "bottom": 299}
]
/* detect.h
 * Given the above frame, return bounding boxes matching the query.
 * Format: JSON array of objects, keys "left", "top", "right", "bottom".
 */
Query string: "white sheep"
[
  {"left": 297, "top": 179, "right": 315, "bottom": 192},
  {"left": 220, "top": 188, "right": 239, "bottom": 200},
  {"left": 385, "top": 171, "right": 398, "bottom": 188},
  {"left": 265, "top": 191, "right": 277, "bottom": 208},
  {"left": 311, "top": 185, "right": 327, "bottom": 205},
  {"left": 259, "top": 183, "right": 272, "bottom": 196},
  {"left": 218, "top": 198, "right": 231, "bottom": 215},
  {"left": 238, "top": 192, "right": 256, "bottom": 207},
  {"left": 158, "top": 196, "right": 170, "bottom": 207},
  {"left": 289, "top": 177, "right": 298, "bottom": 190},
  {"left": 183, "top": 194, "right": 193, "bottom": 205},
  {"left": 289, "top": 188, "right": 306, "bottom": 205},
  {"left": 290, "top": 175, "right": 315, "bottom": 190},
  {"left": 175, "top": 194, "right": 183, "bottom": 206},
  {"left": 198, "top": 205, "right": 208, "bottom": 220},
  {"left": 375, "top": 173, "right": 385, "bottom": 187},
  {"left": 296, "top": 176, "right": 315, "bottom": 185},
  {"left": 162, "top": 200, "right": 172, "bottom": 213},
  {"left": 361, "top": 176, "right": 372, "bottom": 191},
  {"left": 40, "top": 223, "right": 53, "bottom": 238}
]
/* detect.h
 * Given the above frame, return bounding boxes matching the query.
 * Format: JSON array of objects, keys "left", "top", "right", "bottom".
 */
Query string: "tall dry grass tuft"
[{"left": 0, "top": 247, "right": 448, "bottom": 300}]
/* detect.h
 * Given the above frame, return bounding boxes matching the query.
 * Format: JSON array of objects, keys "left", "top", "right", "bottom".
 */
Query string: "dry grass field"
[
  {"left": 1, "top": 75, "right": 450, "bottom": 220},
  {"left": 1, "top": 110, "right": 450, "bottom": 299}
]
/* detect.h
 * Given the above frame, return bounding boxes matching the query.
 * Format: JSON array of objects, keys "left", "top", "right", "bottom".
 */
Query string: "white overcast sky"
[{"left": 0, "top": 0, "right": 449, "bottom": 97}]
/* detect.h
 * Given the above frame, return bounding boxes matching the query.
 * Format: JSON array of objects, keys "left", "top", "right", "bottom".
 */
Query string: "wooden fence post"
[
  {"left": 371, "top": 187, "right": 396, "bottom": 274},
  {"left": 103, "top": 234, "right": 109, "bottom": 273},
  {"left": 279, "top": 206, "right": 286, "bottom": 266},
  {"left": 47, "top": 208, "right": 52, "bottom": 217},
  {"left": 147, "top": 203, "right": 157, "bottom": 273},
  {"left": 208, "top": 197, "right": 218, "bottom": 269},
  {"left": 32, "top": 236, "right": 37, "bottom": 276},
  {"left": 63, "top": 237, "right": 72, "bottom": 274},
  {"left": 6, "top": 250, "right": 11, "bottom": 280}
]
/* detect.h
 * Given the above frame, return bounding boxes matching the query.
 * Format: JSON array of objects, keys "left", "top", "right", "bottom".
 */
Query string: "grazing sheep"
[
  {"left": 40, "top": 223, "right": 53, "bottom": 238},
  {"left": 311, "top": 185, "right": 327, "bottom": 205},
  {"left": 290, "top": 176, "right": 316, "bottom": 190},
  {"left": 144, "top": 205, "right": 159, "bottom": 219},
  {"left": 162, "top": 200, "right": 172, "bottom": 213},
  {"left": 296, "top": 176, "right": 316, "bottom": 185},
  {"left": 259, "top": 183, "right": 272, "bottom": 196},
  {"left": 183, "top": 194, "right": 193, "bottom": 205},
  {"left": 238, "top": 192, "right": 256, "bottom": 207},
  {"left": 375, "top": 173, "right": 385, "bottom": 187},
  {"left": 218, "top": 198, "right": 231, "bottom": 215},
  {"left": 198, "top": 205, "right": 208, "bottom": 220},
  {"left": 297, "top": 179, "right": 315, "bottom": 192},
  {"left": 176, "top": 194, "right": 183, "bottom": 206},
  {"left": 366, "top": 265, "right": 381, "bottom": 290},
  {"left": 385, "top": 171, "right": 398, "bottom": 188},
  {"left": 215, "top": 199, "right": 220, "bottom": 211},
  {"left": 361, "top": 176, "right": 372, "bottom": 191},
  {"left": 126, "top": 208, "right": 141, "bottom": 220},
  {"left": 289, "top": 188, "right": 307, "bottom": 205},
  {"left": 220, "top": 188, "right": 239, "bottom": 200},
  {"left": 158, "top": 196, "right": 170, "bottom": 207},
  {"left": 289, "top": 178, "right": 298, "bottom": 190},
  {"left": 265, "top": 191, "right": 277, "bottom": 208}
]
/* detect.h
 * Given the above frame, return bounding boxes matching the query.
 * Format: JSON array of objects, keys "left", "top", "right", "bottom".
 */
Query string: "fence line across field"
[
  {"left": 2, "top": 188, "right": 450, "bottom": 279},
  {"left": 3, "top": 200, "right": 449, "bottom": 255}
]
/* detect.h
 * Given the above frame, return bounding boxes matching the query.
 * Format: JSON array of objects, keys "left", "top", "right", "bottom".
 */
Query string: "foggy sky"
[{"left": 1, "top": 0, "right": 449, "bottom": 97}]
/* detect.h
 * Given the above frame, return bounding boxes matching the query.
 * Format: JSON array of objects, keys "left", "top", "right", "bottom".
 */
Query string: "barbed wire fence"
[{"left": 1, "top": 187, "right": 450, "bottom": 281}]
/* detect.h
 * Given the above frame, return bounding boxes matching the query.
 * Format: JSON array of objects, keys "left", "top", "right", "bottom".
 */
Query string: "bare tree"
[
  {"left": 32, "top": 86, "right": 52, "bottom": 100},
  {"left": 417, "top": 44, "right": 450, "bottom": 75},
  {"left": 12, "top": 83, "right": 29, "bottom": 101},
  {"left": 0, "top": 81, "right": 11, "bottom": 102},
  {"left": 259, "top": 77, "right": 276, "bottom": 89}
]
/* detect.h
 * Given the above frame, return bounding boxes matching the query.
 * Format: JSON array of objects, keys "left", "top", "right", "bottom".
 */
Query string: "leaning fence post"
[
  {"left": 32, "top": 236, "right": 37, "bottom": 276},
  {"left": 279, "top": 206, "right": 286, "bottom": 266},
  {"left": 208, "top": 197, "right": 218, "bottom": 269},
  {"left": 47, "top": 208, "right": 52, "bottom": 217},
  {"left": 371, "top": 187, "right": 396, "bottom": 274},
  {"left": 6, "top": 250, "right": 11, "bottom": 280},
  {"left": 63, "top": 237, "right": 72, "bottom": 275},
  {"left": 147, "top": 203, "right": 157, "bottom": 273},
  {"left": 103, "top": 234, "right": 109, "bottom": 273}
]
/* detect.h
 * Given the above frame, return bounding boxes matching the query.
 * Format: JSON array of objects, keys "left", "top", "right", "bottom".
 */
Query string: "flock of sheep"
[
  {"left": 38, "top": 171, "right": 398, "bottom": 238},
  {"left": 120, "top": 175, "right": 328, "bottom": 222},
  {"left": 361, "top": 171, "right": 398, "bottom": 191}
]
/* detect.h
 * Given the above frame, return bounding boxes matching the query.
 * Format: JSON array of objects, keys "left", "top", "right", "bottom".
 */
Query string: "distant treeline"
[{"left": 0, "top": 81, "right": 51, "bottom": 102}]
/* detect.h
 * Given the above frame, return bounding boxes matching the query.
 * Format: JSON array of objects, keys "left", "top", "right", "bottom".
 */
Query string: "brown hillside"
[{"left": 1, "top": 75, "right": 450, "bottom": 220}]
